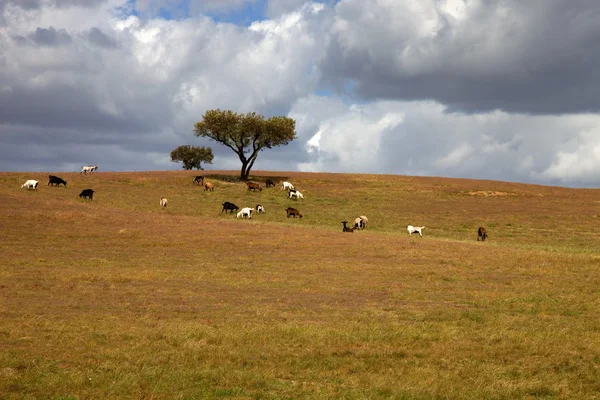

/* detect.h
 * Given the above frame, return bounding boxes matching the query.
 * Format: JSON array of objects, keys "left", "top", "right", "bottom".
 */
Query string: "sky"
[{"left": 1, "top": 0, "right": 600, "bottom": 187}]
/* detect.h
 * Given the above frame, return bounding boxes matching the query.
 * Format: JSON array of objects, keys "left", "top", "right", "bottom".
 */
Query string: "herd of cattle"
[{"left": 19, "top": 169, "right": 489, "bottom": 239}]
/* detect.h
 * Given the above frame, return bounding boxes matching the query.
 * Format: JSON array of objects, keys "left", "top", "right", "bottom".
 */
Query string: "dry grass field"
[{"left": 1, "top": 170, "right": 600, "bottom": 399}]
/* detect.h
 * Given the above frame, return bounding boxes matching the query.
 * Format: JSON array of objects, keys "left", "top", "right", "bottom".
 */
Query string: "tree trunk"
[{"left": 240, "top": 160, "right": 250, "bottom": 180}]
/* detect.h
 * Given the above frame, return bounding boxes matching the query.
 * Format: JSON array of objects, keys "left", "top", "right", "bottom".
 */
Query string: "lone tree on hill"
[
  {"left": 170, "top": 145, "right": 214, "bottom": 170},
  {"left": 194, "top": 109, "right": 296, "bottom": 180}
]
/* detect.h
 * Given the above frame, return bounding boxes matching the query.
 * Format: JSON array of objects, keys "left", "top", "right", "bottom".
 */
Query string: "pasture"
[{"left": 1, "top": 170, "right": 600, "bottom": 399}]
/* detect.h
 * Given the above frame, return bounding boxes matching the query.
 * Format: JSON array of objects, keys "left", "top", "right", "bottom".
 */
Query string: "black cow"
[
  {"left": 193, "top": 176, "right": 204, "bottom": 185},
  {"left": 48, "top": 175, "right": 67, "bottom": 186},
  {"left": 79, "top": 189, "right": 94, "bottom": 200},
  {"left": 222, "top": 202, "right": 239, "bottom": 214},
  {"left": 265, "top": 179, "right": 275, "bottom": 188}
]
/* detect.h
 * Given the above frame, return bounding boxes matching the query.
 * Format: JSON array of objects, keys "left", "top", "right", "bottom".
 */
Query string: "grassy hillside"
[{"left": 1, "top": 170, "right": 600, "bottom": 399}]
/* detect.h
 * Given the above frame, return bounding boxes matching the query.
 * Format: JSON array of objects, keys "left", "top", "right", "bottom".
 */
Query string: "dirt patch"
[{"left": 467, "top": 190, "right": 516, "bottom": 197}]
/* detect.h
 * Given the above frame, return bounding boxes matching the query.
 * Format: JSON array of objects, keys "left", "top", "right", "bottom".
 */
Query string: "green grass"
[{"left": 1, "top": 170, "right": 600, "bottom": 399}]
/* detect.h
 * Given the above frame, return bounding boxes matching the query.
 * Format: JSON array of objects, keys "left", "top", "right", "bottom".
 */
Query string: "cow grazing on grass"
[
  {"left": 256, "top": 204, "right": 265, "bottom": 213},
  {"left": 48, "top": 175, "right": 67, "bottom": 186},
  {"left": 265, "top": 179, "right": 275, "bottom": 188},
  {"left": 204, "top": 182, "right": 214, "bottom": 191},
  {"left": 222, "top": 202, "right": 239, "bottom": 214},
  {"left": 160, "top": 197, "right": 168, "bottom": 208},
  {"left": 478, "top": 227, "right": 488, "bottom": 241},
  {"left": 246, "top": 182, "right": 262, "bottom": 192},
  {"left": 285, "top": 207, "right": 302, "bottom": 218},
  {"left": 407, "top": 225, "right": 425, "bottom": 237},
  {"left": 193, "top": 176, "right": 204, "bottom": 185},
  {"left": 21, "top": 180, "right": 39, "bottom": 190},
  {"left": 79, "top": 189, "right": 94, "bottom": 200}
]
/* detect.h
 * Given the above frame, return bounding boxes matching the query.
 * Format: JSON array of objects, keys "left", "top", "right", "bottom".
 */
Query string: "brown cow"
[
  {"left": 265, "top": 179, "right": 276, "bottom": 188},
  {"left": 204, "top": 182, "right": 214, "bottom": 191},
  {"left": 477, "top": 227, "right": 488, "bottom": 241},
  {"left": 285, "top": 207, "right": 302, "bottom": 218}
]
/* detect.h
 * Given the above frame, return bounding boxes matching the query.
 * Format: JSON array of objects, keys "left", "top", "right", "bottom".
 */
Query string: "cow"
[{"left": 193, "top": 176, "right": 204, "bottom": 185}]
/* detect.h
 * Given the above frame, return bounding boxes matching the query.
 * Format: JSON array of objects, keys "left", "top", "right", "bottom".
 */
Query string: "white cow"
[
  {"left": 407, "top": 225, "right": 425, "bottom": 237},
  {"left": 160, "top": 197, "right": 168, "bottom": 208},
  {"left": 288, "top": 190, "right": 304, "bottom": 200},
  {"left": 237, "top": 207, "right": 254, "bottom": 219},
  {"left": 256, "top": 204, "right": 265, "bottom": 213},
  {"left": 21, "top": 180, "right": 39, "bottom": 190},
  {"left": 281, "top": 181, "right": 295, "bottom": 191}
]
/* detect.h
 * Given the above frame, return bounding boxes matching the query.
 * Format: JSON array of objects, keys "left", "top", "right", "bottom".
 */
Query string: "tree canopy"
[
  {"left": 170, "top": 145, "right": 214, "bottom": 170},
  {"left": 194, "top": 109, "right": 296, "bottom": 180}
]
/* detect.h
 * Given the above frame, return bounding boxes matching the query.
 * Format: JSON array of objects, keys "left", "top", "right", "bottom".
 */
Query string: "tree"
[
  {"left": 193, "top": 109, "right": 296, "bottom": 180},
  {"left": 170, "top": 145, "right": 214, "bottom": 170}
]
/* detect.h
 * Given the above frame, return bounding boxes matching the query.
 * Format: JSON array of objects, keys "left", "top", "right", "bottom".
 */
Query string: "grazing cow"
[
  {"left": 160, "top": 197, "right": 168, "bottom": 208},
  {"left": 80, "top": 165, "right": 98, "bottom": 174},
  {"left": 246, "top": 182, "right": 262, "bottom": 192},
  {"left": 285, "top": 207, "right": 302, "bottom": 218},
  {"left": 281, "top": 181, "right": 295, "bottom": 191},
  {"left": 21, "top": 180, "right": 39, "bottom": 190},
  {"left": 341, "top": 221, "right": 354, "bottom": 233},
  {"left": 256, "top": 204, "right": 265, "bottom": 213},
  {"left": 237, "top": 207, "right": 254, "bottom": 219},
  {"left": 204, "top": 182, "right": 214, "bottom": 191},
  {"left": 193, "top": 176, "right": 204, "bottom": 185},
  {"left": 477, "top": 227, "right": 488, "bottom": 241},
  {"left": 79, "top": 189, "right": 94, "bottom": 200},
  {"left": 222, "top": 202, "right": 239, "bottom": 214},
  {"left": 288, "top": 190, "right": 304, "bottom": 200},
  {"left": 265, "top": 179, "right": 275, "bottom": 188},
  {"left": 48, "top": 175, "right": 67, "bottom": 186},
  {"left": 407, "top": 225, "right": 425, "bottom": 237}
]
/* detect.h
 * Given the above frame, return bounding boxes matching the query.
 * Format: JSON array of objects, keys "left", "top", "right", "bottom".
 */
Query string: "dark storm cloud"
[
  {"left": 0, "top": 0, "right": 42, "bottom": 10},
  {"left": 29, "top": 27, "right": 72, "bottom": 46},
  {"left": 0, "top": 85, "right": 147, "bottom": 132},
  {"left": 321, "top": 0, "right": 600, "bottom": 115},
  {"left": 85, "top": 27, "right": 117, "bottom": 48}
]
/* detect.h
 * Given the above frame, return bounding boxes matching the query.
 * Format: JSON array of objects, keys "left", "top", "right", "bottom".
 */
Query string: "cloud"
[
  {"left": 1, "top": 0, "right": 600, "bottom": 188},
  {"left": 288, "top": 95, "right": 600, "bottom": 186},
  {"left": 321, "top": 0, "right": 600, "bottom": 114},
  {"left": 0, "top": 0, "right": 329, "bottom": 171},
  {"left": 85, "top": 26, "right": 117, "bottom": 47},
  {"left": 28, "top": 26, "right": 72, "bottom": 46}
]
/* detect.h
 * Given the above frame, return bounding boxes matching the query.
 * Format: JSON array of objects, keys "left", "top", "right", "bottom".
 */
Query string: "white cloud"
[
  {"left": 2, "top": 0, "right": 600, "bottom": 188},
  {"left": 435, "top": 144, "right": 474, "bottom": 169},
  {"left": 289, "top": 96, "right": 600, "bottom": 186}
]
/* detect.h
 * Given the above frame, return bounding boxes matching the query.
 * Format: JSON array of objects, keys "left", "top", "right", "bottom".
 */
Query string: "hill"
[{"left": 1, "top": 170, "right": 600, "bottom": 399}]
